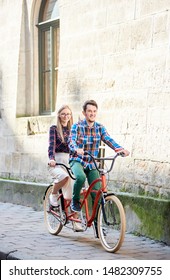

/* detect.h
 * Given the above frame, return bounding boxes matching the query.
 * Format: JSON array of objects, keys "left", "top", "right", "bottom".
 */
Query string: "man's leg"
[
  {"left": 86, "top": 168, "right": 101, "bottom": 237},
  {"left": 86, "top": 168, "right": 101, "bottom": 203},
  {"left": 70, "top": 161, "right": 86, "bottom": 211}
]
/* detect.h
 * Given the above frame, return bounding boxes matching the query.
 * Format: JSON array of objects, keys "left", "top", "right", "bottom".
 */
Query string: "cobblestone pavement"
[{"left": 0, "top": 202, "right": 170, "bottom": 260}]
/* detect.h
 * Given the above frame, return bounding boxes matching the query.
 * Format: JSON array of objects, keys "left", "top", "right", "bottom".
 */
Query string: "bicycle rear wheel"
[
  {"left": 97, "top": 195, "right": 126, "bottom": 253},
  {"left": 43, "top": 185, "right": 63, "bottom": 235}
]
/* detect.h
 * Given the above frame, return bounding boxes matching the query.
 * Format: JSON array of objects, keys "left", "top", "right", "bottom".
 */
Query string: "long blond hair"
[{"left": 56, "top": 105, "right": 73, "bottom": 142}]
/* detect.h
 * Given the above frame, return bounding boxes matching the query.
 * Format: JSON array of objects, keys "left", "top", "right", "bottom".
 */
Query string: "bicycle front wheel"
[
  {"left": 43, "top": 185, "right": 63, "bottom": 235},
  {"left": 97, "top": 195, "right": 126, "bottom": 253}
]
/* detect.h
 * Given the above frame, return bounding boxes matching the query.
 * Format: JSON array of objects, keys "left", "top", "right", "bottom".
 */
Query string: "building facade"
[{"left": 0, "top": 0, "right": 170, "bottom": 200}]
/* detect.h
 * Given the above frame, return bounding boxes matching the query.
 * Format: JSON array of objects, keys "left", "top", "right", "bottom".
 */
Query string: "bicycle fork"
[{"left": 101, "top": 194, "right": 116, "bottom": 226}]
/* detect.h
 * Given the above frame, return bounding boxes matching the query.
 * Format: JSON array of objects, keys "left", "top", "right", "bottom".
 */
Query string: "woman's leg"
[
  {"left": 49, "top": 166, "right": 69, "bottom": 206},
  {"left": 52, "top": 177, "right": 69, "bottom": 194}
]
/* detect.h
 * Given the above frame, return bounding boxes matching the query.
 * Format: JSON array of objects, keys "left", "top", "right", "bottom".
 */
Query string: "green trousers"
[{"left": 70, "top": 161, "right": 101, "bottom": 202}]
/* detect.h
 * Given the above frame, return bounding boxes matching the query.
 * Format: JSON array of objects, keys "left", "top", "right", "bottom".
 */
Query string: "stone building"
[{"left": 0, "top": 0, "right": 170, "bottom": 243}]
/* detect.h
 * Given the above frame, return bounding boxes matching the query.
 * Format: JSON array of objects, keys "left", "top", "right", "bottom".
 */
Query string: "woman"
[{"left": 48, "top": 105, "right": 83, "bottom": 231}]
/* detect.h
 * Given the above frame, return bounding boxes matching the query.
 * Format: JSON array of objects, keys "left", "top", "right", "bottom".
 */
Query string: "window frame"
[
  {"left": 38, "top": 0, "right": 60, "bottom": 115},
  {"left": 38, "top": 20, "right": 59, "bottom": 115}
]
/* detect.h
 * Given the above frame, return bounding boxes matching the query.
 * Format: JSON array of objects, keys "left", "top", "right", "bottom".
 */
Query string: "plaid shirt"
[
  {"left": 48, "top": 125, "right": 70, "bottom": 160},
  {"left": 69, "top": 119, "right": 123, "bottom": 169}
]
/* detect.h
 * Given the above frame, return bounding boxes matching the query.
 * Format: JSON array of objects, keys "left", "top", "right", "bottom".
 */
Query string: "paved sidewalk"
[{"left": 0, "top": 202, "right": 170, "bottom": 260}]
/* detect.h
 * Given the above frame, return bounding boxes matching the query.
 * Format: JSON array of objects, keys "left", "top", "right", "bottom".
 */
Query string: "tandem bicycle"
[{"left": 43, "top": 151, "right": 126, "bottom": 253}]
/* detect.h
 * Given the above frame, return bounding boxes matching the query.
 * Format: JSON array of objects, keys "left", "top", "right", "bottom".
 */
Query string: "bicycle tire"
[
  {"left": 43, "top": 185, "right": 63, "bottom": 235},
  {"left": 97, "top": 195, "right": 126, "bottom": 253}
]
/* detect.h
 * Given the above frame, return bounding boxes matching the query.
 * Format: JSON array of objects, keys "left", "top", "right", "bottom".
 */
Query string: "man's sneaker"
[
  {"left": 49, "top": 193, "right": 59, "bottom": 207},
  {"left": 71, "top": 200, "right": 81, "bottom": 212},
  {"left": 73, "top": 221, "right": 84, "bottom": 232}
]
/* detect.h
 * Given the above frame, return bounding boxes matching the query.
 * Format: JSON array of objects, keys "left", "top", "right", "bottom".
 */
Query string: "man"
[{"left": 69, "top": 100, "right": 130, "bottom": 212}]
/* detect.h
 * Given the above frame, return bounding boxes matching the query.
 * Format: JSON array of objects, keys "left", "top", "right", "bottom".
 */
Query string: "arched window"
[{"left": 38, "top": 0, "right": 60, "bottom": 115}]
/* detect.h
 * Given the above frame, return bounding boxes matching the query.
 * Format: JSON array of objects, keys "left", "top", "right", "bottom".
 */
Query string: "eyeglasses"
[{"left": 60, "top": 113, "right": 71, "bottom": 117}]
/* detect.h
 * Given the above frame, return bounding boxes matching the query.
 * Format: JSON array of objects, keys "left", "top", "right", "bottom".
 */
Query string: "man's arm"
[{"left": 100, "top": 125, "right": 130, "bottom": 156}]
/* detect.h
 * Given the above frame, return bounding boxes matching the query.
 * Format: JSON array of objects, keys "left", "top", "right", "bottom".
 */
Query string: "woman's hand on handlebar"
[{"left": 48, "top": 159, "right": 56, "bottom": 167}]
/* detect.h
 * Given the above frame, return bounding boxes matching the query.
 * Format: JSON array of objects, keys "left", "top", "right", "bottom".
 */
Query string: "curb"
[{"left": 0, "top": 179, "right": 48, "bottom": 211}]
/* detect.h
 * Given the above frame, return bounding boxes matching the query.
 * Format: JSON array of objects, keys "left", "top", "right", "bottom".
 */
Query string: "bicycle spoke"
[
  {"left": 44, "top": 186, "right": 63, "bottom": 235},
  {"left": 97, "top": 195, "right": 126, "bottom": 253}
]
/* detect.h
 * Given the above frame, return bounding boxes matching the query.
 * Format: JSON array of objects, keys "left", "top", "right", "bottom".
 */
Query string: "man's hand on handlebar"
[{"left": 117, "top": 149, "right": 130, "bottom": 157}]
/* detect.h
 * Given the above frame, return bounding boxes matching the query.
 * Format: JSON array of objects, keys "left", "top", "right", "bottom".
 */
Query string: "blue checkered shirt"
[{"left": 69, "top": 119, "right": 123, "bottom": 169}]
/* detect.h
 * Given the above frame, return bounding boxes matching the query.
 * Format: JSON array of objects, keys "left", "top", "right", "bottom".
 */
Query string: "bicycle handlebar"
[
  {"left": 48, "top": 162, "right": 76, "bottom": 180},
  {"left": 84, "top": 151, "right": 125, "bottom": 174},
  {"left": 56, "top": 163, "right": 76, "bottom": 180},
  {"left": 50, "top": 151, "right": 124, "bottom": 178}
]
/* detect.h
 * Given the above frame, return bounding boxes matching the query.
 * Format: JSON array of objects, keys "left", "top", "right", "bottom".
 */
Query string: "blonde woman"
[{"left": 48, "top": 105, "right": 83, "bottom": 231}]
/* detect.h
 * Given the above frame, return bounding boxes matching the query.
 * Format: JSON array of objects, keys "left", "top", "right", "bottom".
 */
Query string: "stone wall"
[
  {"left": 0, "top": 0, "right": 170, "bottom": 199},
  {"left": 57, "top": 0, "right": 170, "bottom": 198}
]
